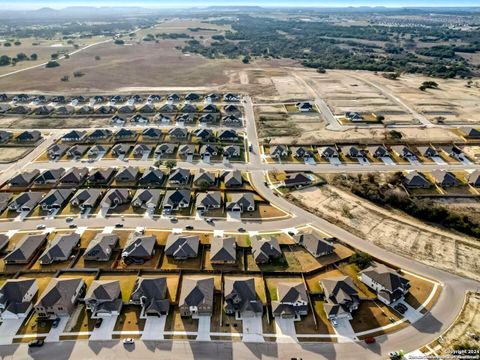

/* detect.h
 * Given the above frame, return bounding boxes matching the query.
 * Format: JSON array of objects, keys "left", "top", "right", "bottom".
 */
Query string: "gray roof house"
[
  {"left": 39, "top": 188, "right": 73, "bottom": 211},
  {"left": 210, "top": 236, "right": 236, "bottom": 264},
  {"left": 0, "top": 279, "right": 38, "bottom": 320},
  {"left": 218, "top": 129, "right": 238, "bottom": 141},
  {"left": 272, "top": 281, "right": 309, "bottom": 319},
  {"left": 132, "top": 189, "right": 162, "bottom": 210},
  {"left": 168, "top": 127, "right": 188, "bottom": 139},
  {"left": 59, "top": 167, "right": 88, "bottom": 186},
  {"left": 16, "top": 130, "right": 41, "bottom": 143},
  {"left": 431, "top": 170, "right": 460, "bottom": 187},
  {"left": 114, "top": 128, "right": 136, "bottom": 140},
  {"left": 196, "top": 191, "right": 222, "bottom": 213},
  {"left": 179, "top": 277, "right": 214, "bottom": 317},
  {"left": 417, "top": 146, "right": 438, "bottom": 158},
  {"left": 270, "top": 145, "right": 289, "bottom": 159},
  {"left": 468, "top": 170, "right": 480, "bottom": 187},
  {"left": 87, "top": 145, "right": 108, "bottom": 158},
  {"left": 193, "top": 128, "right": 213, "bottom": 141},
  {"left": 139, "top": 168, "right": 164, "bottom": 187},
  {"left": 224, "top": 277, "right": 263, "bottom": 318},
  {"left": 391, "top": 145, "right": 416, "bottom": 159},
  {"left": 296, "top": 102, "right": 313, "bottom": 112},
  {"left": 360, "top": 264, "right": 410, "bottom": 305},
  {"left": 111, "top": 143, "right": 131, "bottom": 158},
  {"left": 293, "top": 232, "right": 334, "bottom": 258},
  {"left": 34, "top": 168, "right": 65, "bottom": 186},
  {"left": 84, "top": 233, "right": 119, "bottom": 262},
  {"left": 459, "top": 127, "right": 480, "bottom": 138},
  {"left": 87, "top": 168, "right": 115, "bottom": 185},
  {"left": 66, "top": 145, "right": 89, "bottom": 159},
  {"left": 283, "top": 173, "right": 312, "bottom": 188},
  {"left": 121, "top": 234, "right": 156, "bottom": 265},
  {"left": 100, "top": 189, "right": 130, "bottom": 209},
  {"left": 178, "top": 144, "right": 195, "bottom": 157},
  {"left": 163, "top": 190, "right": 191, "bottom": 214},
  {"left": 168, "top": 168, "right": 190, "bottom": 185},
  {"left": 341, "top": 146, "right": 365, "bottom": 158},
  {"left": 403, "top": 171, "right": 432, "bottom": 189},
  {"left": 9, "top": 170, "right": 40, "bottom": 187},
  {"left": 142, "top": 127, "right": 162, "bottom": 140},
  {"left": 223, "top": 114, "right": 242, "bottom": 126},
  {"left": 320, "top": 276, "right": 360, "bottom": 321},
  {"left": 130, "top": 277, "right": 170, "bottom": 318},
  {"left": 251, "top": 235, "right": 282, "bottom": 264},
  {"left": 4, "top": 234, "right": 47, "bottom": 265},
  {"left": 0, "top": 193, "right": 11, "bottom": 214},
  {"left": 165, "top": 234, "right": 199, "bottom": 260},
  {"left": 291, "top": 146, "right": 314, "bottom": 160},
  {"left": 8, "top": 192, "right": 44, "bottom": 212},
  {"left": 367, "top": 145, "right": 389, "bottom": 158},
  {"left": 223, "top": 145, "right": 241, "bottom": 158},
  {"left": 193, "top": 170, "right": 216, "bottom": 187},
  {"left": 226, "top": 193, "right": 255, "bottom": 213},
  {"left": 318, "top": 146, "right": 339, "bottom": 159},
  {"left": 132, "top": 143, "right": 151, "bottom": 158},
  {"left": 115, "top": 167, "right": 139, "bottom": 183},
  {"left": 155, "top": 143, "right": 177, "bottom": 156},
  {"left": 224, "top": 170, "right": 243, "bottom": 187},
  {"left": 38, "top": 233, "right": 80, "bottom": 265},
  {"left": 199, "top": 144, "right": 219, "bottom": 158},
  {"left": 84, "top": 280, "right": 123, "bottom": 318},
  {"left": 47, "top": 144, "right": 69, "bottom": 160},
  {"left": 34, "top": 278, "right": 85, "bottom": 318},
  {"left": 70, "top": 188, "right": 102, "bottom": 209}
]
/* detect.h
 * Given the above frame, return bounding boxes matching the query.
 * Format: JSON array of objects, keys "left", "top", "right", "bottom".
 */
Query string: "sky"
[{"left": 3, "top": 0, "right": 480, "bottom": 9}]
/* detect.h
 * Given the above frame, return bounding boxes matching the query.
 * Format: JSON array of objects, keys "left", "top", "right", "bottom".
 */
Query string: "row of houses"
[
  {"left": 111, "top": 113, "right": 242, "bottom": 127},
  {"left": 403, "top": 169, "right": 480, "bottom": 188},
  {"left": 0, "top": 130, "right": 41, "bottom": 144}
]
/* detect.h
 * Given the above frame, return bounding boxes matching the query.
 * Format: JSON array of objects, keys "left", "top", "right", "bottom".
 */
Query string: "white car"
[
  {"left": 123, "top": 338, "right": 135, "bottom": 345},
  {"left": 36, "top": 224, "right": 46, "bottom": 230},
  {"left": 331, "top": 319, "right": 338, "bottom": 327}
]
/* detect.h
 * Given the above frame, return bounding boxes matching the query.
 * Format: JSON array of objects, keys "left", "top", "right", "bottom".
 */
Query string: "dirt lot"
[
  {"left": 0, "top": 147, "right": 32, "bottom": 162},
  {"left": 288, "top": 185, "right": 480, "bottom": 281},
  {"left": 431, "top": 197, "right": 480, "bottom": 223}
]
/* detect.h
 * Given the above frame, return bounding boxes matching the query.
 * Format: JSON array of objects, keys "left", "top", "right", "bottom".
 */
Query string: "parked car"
[
  {"left": 170, "top": 217, "right": 178, "bottom": 223},
  {"left": 398, "top": 303, "right": 408, "bottom": 312},
  {"left": 69, "top": 223, "right": 77, "bottom": 229},
  {"left": 36, "top": 224, "right": 46, "bottom": 230},
  {"left": 28, "top": 339, "right": 44, "bottom": 348},
  {"left": 95, "top": 318, "right": 103, "bottom": 328},
  {"left": 185, "top": 225, "right": 194, "bottom": 230},
  {"left": 394, "top": 304, "right": 406, "bottom": 314},
  {"left": 365, "top": 337, "right": 376, "bottom": 344},
  {"left": 388, "top": 351, "right": 403, "bottom": 360},
  {"left": 66, "top": 217, "right": 74, "bottom": 222},
  {"left": 115, "top": 223, "right": 124, "bottom": 228},
  {"left": 51, "top": 318, "right": 60, "bottom": 328},
  {"left": 238, "top": 227, "right": 246, "bottom": 232},
  {"left": 123, "top": 338, "right": 135, "bottom": 345}
]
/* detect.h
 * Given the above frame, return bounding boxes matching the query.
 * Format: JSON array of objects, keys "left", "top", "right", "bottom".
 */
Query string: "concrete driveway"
[
  {"left": 141, "top": 316, "right": 166, "bottom": 341},
  {"left": 196, "top": 315, "right": 211, "bottom": 341},
  {"left": 431, "top": 156, "right": 447, "bottom": 165},
  {"left": 45, "top": 316, "right": 69, "bottom": 342},
  {"left": 381, "top": 156, "right": 396, "bottom": 165},
  {"left": 332, "top": 318, "right": 356, "bottom": 343},
  {"left": 241, "top": 316, "right": 264, "bottom": 343},
  {"left": 89, "top": 316, "right": 117, "bottom": 341},
  {"left": 274, "top": 318, "right": 297, "bottom": 343},
  {"left": 391, "top": 300, "right": 423, "bottom": 323},
  {"left": 358, "top": 157, "right": 370, "bottom": 166},
  {"left": 329, "top": 158, "right": 342, "bottom": 166},
  {"left": 0, "top": 318, "right": 25, "bottom": 345}
]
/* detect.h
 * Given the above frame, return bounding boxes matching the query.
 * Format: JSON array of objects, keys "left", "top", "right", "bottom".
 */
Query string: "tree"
[
  {"left": 61, "top": 75, "right": 69, "bottom": 82},
  {"left": 164, "top": 160, "right": 177, "bottom": 169},
  {"left": 196, "top": 179, "right": 211, "bottom": 190},
  {"left": 114, "top": 39, "right": 125, "bottom": 45},
  {"left": 376, "top": 114, "right": 385, "bottom": 122},
  {"left": 14, "top": 41, "right": 21, "bottom": 46},
  {"left": 16, "top": 53, "right": 28, "bottom": 61},
  {"left": 51, "top": 53, "right": 59, "bottom": 60},
  {"left": 45, "top": 60, "right": 60, "bottom": 68},
  {"left": 389, "top": 130, "right": 403, "bottom": 140},
  {"left": 0, "top": 55, "right": 12, "bottom": 66},
  {"left": 95, "top": 55, "right": 101, "bottom": 60},
  {"left": 30, "top": 53, "right": 38, "bottom": 61},
  {"left": 242, "top": 55, "right": 250, "bottom": 64},
  {"left": 349, "top": 251, "right": 373, "bottom": 269},
  {"left": 3, "top": 42, "right": 11, "bottom": 47}
]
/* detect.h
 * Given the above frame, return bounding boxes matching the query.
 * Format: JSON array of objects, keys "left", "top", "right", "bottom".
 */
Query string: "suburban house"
[
  {"left": 100, "top": 189, "right": 130, "bottom": 209},
  {"left": 47, "top": 144, "right": 69, "bottom": 160},
  {"left": 155, "top": 143, "right": 177, "bottom": 156},
  {"left": 468, "top": 170, "right": 480, "bottom": 187},
  {"left": 34, "top": 169, "right": 65, "bottom": 186},
  {"left": 179, "top": 277, "right": 214, "bottom": 317},
  {"left": 272, "top": 281, "right": 309, "bottom": 320},
  {"left": 283, "top": 173, "right": 312, "bottom": 188},
  {"left": 180, "top": 103, "right": 197, "bottom": 113},
  {"left": 8, "top": 170, "right": 40, "bottom": 187},
  {"left": 111, "top": 143, "right": 131, "bottom": 158},
  {"left": 0, "top": 130, "right": 12, "bottom": 143},
  {"left": 34, "top": 278, "right": 85, "bottom": 318},
  {"left": 417, "top": 146, "right": 439, "bottom": 158},
  {"left": 87, "top": 168, "right": 115, "bottom": 185},
  {"left": 223, "top": 114, "right": 242, "bottom": 126},
  {"left": 459, "top": 127, "right": 480, "bottom": 139},
  {"left": 0, "top": 193, "right": 11, "bottom": 214},
  {"left": 296, "top": 102, "right": 313, "bottom": 112},
  {"left": 84, "top": 280, "right": 123, "bottom": 318},
  {"left": 193, "top": 170, "right": 217, "bottom": 187},
  {"left": 8, "top": 192, "right": 44, "bottom": 213},
  {"left": 193, "top": 128, "right": 214, "bottom": 141},
  {"left": 360, "top": 264, "right": 410, "bottom": 305},
  {"left": 251, "top": 236, "right": 282, "bottom": 264},
  {"left": 163, "top": 190, "right": 191, "bottom": 214},
  {"left": 132, "top": 189, "right": 161, "bottom": 210},
  {"left": 4, "top": 234, "right": 48, "bottom": 265},
  {"left": 39, "top": 188, "right": 73, "bottom": 211},
  {"left": 185, "top": 93, "right": 200, "bottom": 101},
  {"left": 431, "top": 170, "right": 460, "bottom": 187},
  {"left": 70, "top": 188, "right": 103, "bottom": 210},
  {"left": 345, "top": 112, "right": 363, "bottom": 122},
  {"left": 367, "top": 145, "right": 390, "bottom": 158},
  {"left": 403, "top": 171, "right": 432, "bottom": 189},
  {"left": 121, "top": 234, "right": 156, "bottom": 265},
  {"left": 320, "top": 276, "right": 360, "bottom": 321},
  {"left": 224, "top": 104, "right": 240, "bottom": 113},
  {"left": 292, "top": 146, "right": 314, "bottom": 161},
  {"left": 391, "top": 145, "right": 416, "bottom": 160},
  {"left": 168, "top": 168, "right": 190, "bottom": 185},
  {"left": 66, "top": 145, "right": 89, "bottom": 159},
  {"left": 114, "top": 128, "right": 136, "bottom": 140},
  {"left": 167, "top": 93, "right": 181, "bottom": 102},
  {"left": 130, "top": 114, "right": 148, "bottom": 124},
  {"left": 87, "top": 129, "right": 112, "bottom": 140},
  {"left": 115, "top": 167, "right": 139, "bottom": 183},
  {"left": 270, "top": 145, "right": 289, "bottom": 159},
  {"left": 0, "top": 279, "right": 38, "bottom": 320},
  {"left": 179, "top": 144, "right": 195, "bottom": 157},
  {"left": 224, "top": 277, "right": 263, "bottom": 318},
  {"left": 223, "top": 145, "right": 241, "bottom": 159},
  {"left": 202, "top": 104, "right": 218, "bottom": 113},
  {"left": 142, "top": 127, "right": 163, "bottom": 140},
  {"left": 139, "top": 103, "right": 156, "bottom": 113},
  {"left": 16, "top": 130, "right": 41, "bottom": 143},
  {"left": 138, "top": 168, "right": 164, "bottom": 187},
  {"left": 293, "top": 232, "right": 334, "bottom": 258},
  {"left": 210, "top": 236, "right": 236, "bottom": 264},
  {"left": 130, "top": 277, "right": 170, "bottom": 318},
  {"left": 199, "top": 113, "right": 216, "bottom": 124},
  {"left": 440, "top": 145, "right": 465, "bottom": 161},
  {"left": 159, "top": 104, "right": 177, "bottom": 113},
  {"left": 318, "top": 146, "right": 339, "bottom": 159},
  {"left": 38, "top": 233, "right": 80, "bottom": 265},
  {"left": 341, "top": 146, "right": 366, "bottom": 159},
  {"left": 218, "top": 129, "right": 238, "bottom": 141},
  {"left": 164, "top": 234, "right": 199, "bottom": 260},
  {"left": 196, "top": 191, "right": 222, "bottom": 213},
  {"left": 223, "top": 93, "right": 240, "bottom": 102},
  {"left": 168, "top": 127, "right": 188, "bottom": 139},
  {"left": 226, "top": 193, "right": 255, "bottom": 213},
  {"left": 83, "top": 233, "right": 119, "bottom": 262},
  {"left": 132, "top": 143, "right": 152, "bottom": 158},
  {"left": 200, "top": 144, "right": 220, "bottom": 159},
  {"left": 224, "top": 170, "right": 243, "bottom": 187},
  {"left": 59, "top": 167, "right": 88, "bottom": 186},
  {"left": 87, "top": 145, "right": 109, "bottom": 159},
  {"left": 176, "top": 113, "right": 194, "bottom": 125}
]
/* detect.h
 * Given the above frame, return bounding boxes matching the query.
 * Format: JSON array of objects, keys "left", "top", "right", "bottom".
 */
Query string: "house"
[
  {"left": 39, "top": 189, "right": 73, "bottom": 211},
  {"left": 222, "top": 114, "right": 242, "bottom": 126},
  {"left": 66, "top": 145, "right": 89, "bottom": 159},
  {"left": 179, "top": 277, "right": 214, "bottom": 317},
  {"left": 193, "top": 170, "right": 216, "bottom": 187},
  {"left": 168, "top": 168, "right": 190, "bottom": 185},
  {"left": 320, "top": 276, "right": 360, "bottom": 320},
  {"left": 210, "top": 236, "right": 236, "bottom": 264},
  {"left": 100, "top": 189, "right": 130, "bottom": 209},
  {"left": 4, "top": 234, "right": 47, "bottom": 265},
  {"left": 226, "top": 193, "right": 255, "bottom": 213},
  {"left": 38, "top": 233, "right": 80, "bottom": 265},
  {"left": 163, "top": 190, "right": 191, "bottom": 214},
  {"left": 9, "top": 170, "right": 40, "bottom": 187},
  {"left": 118, "top": 105, "right": 135, "bottom": 114},
  {"left": 296, "top": 102, "right": 313, "bottom": 112},
  {"left": 139, "top": 103, "right": 156, "bottom": 114},
  {"left": 95, "top": 105, "right": 116, "bottom": 115},
  {"left": 147, "top": 94, "right": 161, "bottom": 103},
  {"left": 431, "top": 170, "right": 460, "bottom": 187},
  {"left": 202, "top": 104, "right": 218, "bottom": 113},
  {"left": 345, "top": 112, "right": 363, "bottom": 122},
  {"left": 180, "top": 103, "right": 197, "bottom": 113},
  {"left": 224, "top": 170, "right": 243, "bottom": 187},
  {"left": 200, "top": 144, "right": 220, "bottom": 158},
  {"left": 139, "top": 168, "right": 164, "bottom": 187},
  {"left": 224, "top": 278, "right": 262, "bottom": 318},
  {"left": 9, "top": 105, "right": 30, "bottom": 115},
  {"left": 0, "top": 279, "right": 38, "bottom": 320},
  {"left": 84, "top": 233, "right": 119, "bottom": 262},
  {"left": 16, "top": 130, "right": 41, "bottom": 143},
  {"left": 291, "top": 146, "right": 314, "bottom": 161},
  {"left": 32, "top": 105, "right": 54, "bottom": 116},
  {"left": 159, "top": 103, "right": 177, "bottom": 113},
  {"left": 417, "top": 146, "right": 438, "bottom": 158},
  {"left": 155, "top": 143, "right": 176, "bottom": 156},
  {"left": 77, "top": 105, "right": 94, "bottom": 115},
  {"left": 341, "top": 146, "right": 365, "bottom": 158},
  {"left": 272, "top": 281, "right": 308, "bottom": 320},
  {"left": 34, "top": 168, "right": 65, "bottom": 185},
  {"left": 403, "top": 171, "right": 432, "bottom": 189},
  {"left": 204, "top": 93, "right": 219, "bottom": 103},
  {"left": 185, "top": 93, "right": 200, "bottom": 101},
  {"left": 293, "top": 232, "right": 334, "bottom": 258},
  {"left": 193, "top": 128, "right": 214, "bottom": 141},
  {"left": 132, "top": 144, "right": 151, "bottom": 158},
  {"left": 270, "top": 145, "right": 289, "bottom": 159},
  {"left": 111, "top": 115, "right": 125, "bottom": 125},
  {"left": 132, "top": 189, "right": 161, "bottom": 210},
  {"left": 154, "top": 114, "right": 172, "bottom": 124},
  {"left": 223, "top": 93, "right": 240, "bottom": 102},
  {"left": 47, "top": 144, "right": 69, "bottom": 159},
  {"left": 178, "top": 144, "right": 195, "bottom": 157},
  {"left": 121, "top": 234, "right": 156, "bottom": 265},
  {"left": 251, "top": 235, "right": 282, "bottom": 264},
  {"left": 87, "top": 168, "right": 115, "bottom": 185},
  {"left": 0, "top": 193, "right": 11, "bottom": 214},
  {"left": 440, "top": 145, "right": 464, "bottom": 161},
  {"left": 114, "top": 128, "right": 136, "bottom": 140},
  {"left": 115, "top": 167, "right": 139, "bottom": 183},
  {"left": 196, "top": 192, "right": 222, "bottom": 213},
  {"left": 84, "top": 280, "right": 123, "bottom": 318},
  {"left": 70, "top": 95, "right": 86, "bottom": 106},
  {"left": 88, "top": 129, "right": 112, "bottom": 140},
  {"left": 318, "top": 146, "right": 339, "bottom": 159},
  {"left": 218, "top": 129, "right": 238, "bottom": 141},
  {"left": 223, "top": 145, "right": 241, "bottom": 159},
  {"left": 87, "top": 145, "right": 108, "bottom": 158},
  {"left": 283, "top": 173, "right": 312, "bottom": 188},
  {"left": 468, "top": 170, "right": 480, "bottom": 187},
  {"left": 142, "top": 127, "right": 163, "bottom": 140},
  {"left": 168, "top": 127, "right": 188, "bottom": 139},
  {"left": 130, "top": 277, "right": 170, "bottom": 318},
  {"left": 0, "top": 130, "right": 12, "bottom": 143},
  {"left": 59, "top": 167, "right": 88, "bottom": 186},
  {"left": 360, "top": 264, "right": 410, "bottom": 305},
  {"left": 130, "top": 114, "right": 149, "bottom": 124},
  {"left": 391, "top": 145, "right": 416, "bottom": 160},
  {"left": 167, "top": 93, "right": 181, "bottom": 102},
  {"left": 459, "top": 127, "right": 480, "bottom": 139},
  {"left": 70, "top": 188, "right": 102, "bottom": 209},
  {"left": 367, "top": 145, "right": 389, "bottom": 158},
  {"left": 199, "top": 113, "right": 216, "bottom": 124},
  {"left": 34, "top": 278, "right": 85, "bottom": 318},
  {"left": 55, "top": 106, "right": 75, "bottom": 116},
  {"left": 224, "top": 104, "right": 240, "bottom": 113},
  {"left": 164, "top": 234, "right": 199, "bottom": 260},
  {"left": 111, "top": 143, "right": 131, "bottom": 158},
  {"left": 8, "top": 192, "right": 43, "bottom": 212},
  {"left": 176, "top": 113, "right": 195, "bottom": 124}
]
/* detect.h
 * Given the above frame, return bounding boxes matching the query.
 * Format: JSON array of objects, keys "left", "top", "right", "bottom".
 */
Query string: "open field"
[{"left": 0, "top": 147, "right": 32, "bottom": 162}]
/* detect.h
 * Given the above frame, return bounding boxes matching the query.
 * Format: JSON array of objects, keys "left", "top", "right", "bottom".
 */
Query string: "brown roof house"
[
  {"left": 320, "top": 276, "right": 360, "bottom": 321},
  {"left": 34, "top": 278, "right": 85, "bottom": 318},
  {"left": 84, "top": 280, "right": 123, "bottom": 318},
  {"left": 360, "top": 264, "right": 410, "bottom": 305},
  {"left": 179, "top": 277, "right": 214, "bottom": 318},
  {"left": 272, "top": 281, "right": 309, "bottom": 320}
]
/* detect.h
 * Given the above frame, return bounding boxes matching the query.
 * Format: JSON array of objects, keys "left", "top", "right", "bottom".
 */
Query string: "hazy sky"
[{"left": 4, "top": 0, "right": 480, "bottom": 10}]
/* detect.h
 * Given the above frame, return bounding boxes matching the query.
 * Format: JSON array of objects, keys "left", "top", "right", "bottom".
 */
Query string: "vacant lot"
[{"left": 0, "top": 147, "right": 32, "bottom": 162}]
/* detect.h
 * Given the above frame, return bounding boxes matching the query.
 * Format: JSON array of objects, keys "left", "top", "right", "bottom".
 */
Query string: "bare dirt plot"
[
  {"left": 350, "top": 301, "right": 402, "bottom": 334},
  {"left": 288, "top": 185, "right": 480, "bottom": 281},
  {"left": 113, "top": 305, "right": 145, "bottom": 333},
  {"left": 305, "top": 268, "right": 344, "bottom": 293},
  {"left": 0, "top": 116, "right": 111, "bottom": 129},
  {"left": 0, "top": 147, "right": 32, "bottom": 162},
  {"left": 402, "top": 272, "right": 435, "bottom": 310}
]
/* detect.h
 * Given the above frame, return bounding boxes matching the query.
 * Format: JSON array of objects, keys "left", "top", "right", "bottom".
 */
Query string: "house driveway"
[
  {"left": 274, "top": 318, "right": 297, "bottom": 343},
  {"left": 241, "top": 316, "right": 264, "bottom": 343},
  {"left": 196, "top": 315, "right": 211, "bottom": 341},
  {"left": 431, "top": 156, "right": 447, "bottom": 165},
  {"left": 226, "top": 211, "right": 241, "bottom": 222},
  {"left": 381, "top": 156, "right": 396, "bottom": 165},
  {"left": 0, "top": 318, "right": 25, "bottom": 345},
  {"left": 357, "top": 157, "right": 370, "bottom": 166},
  {"left": 391, "top": 300, "right": 423, "bottom": 324},
  {"left": 328, "top": 158, "right": 342, "bottom": 166},
  {"left": 141, "top": 315, "right": 166, "bottom": 341},
  {"left": 89, "top": 315, "right": 117, "bottom": 341},
  {"left": 45, "top": 316, "right": 70, "bottom": 342},
  {"left": 332, "top": 318, "right": 356, "bottom": 343}
]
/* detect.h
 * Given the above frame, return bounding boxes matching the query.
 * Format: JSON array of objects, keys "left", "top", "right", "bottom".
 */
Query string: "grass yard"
[
  {"left": 99, "top": 273, "right": 138, "bottom": 302},
  {"left": 160, "top": 251, "right": 203, "bottom": 270},
  {"left": 338, "top": 263, "right": 376, "bottom": 299},
  {"left": 241, "top": 203, "right": 287, "bottom": 220},
  {"left": 305, "top": 269, "right": 344, "bottom": 293},
  {"left": 79, "top": 229, "right": 101, "bottom": 248},
  {"left": 58, "top": 272, "right": 95, "bottom": 288},
  {"left": 203, "top": 248, "right": 244, "bottom": 271},
  {"left": 143, "top": 229, "right": 170, "bottom": 246},
  {"left": 64, "top": 303, "right": 96, "bottom": 333},
  {"left": 0, "top": 147, "right": 32, "bottom": 163},
  {"left": 164, "top": 307, "right": 198, "bottom": 334},
  {"left": 309, "top": 300, "right": 335, "bottom": 335},
  {"left": 291, "top": 243, "right": 354, "bottom": 273},
  {"left": 210, "top": 293, "right": 243, "bottom": 335},
  {"left": 402, "top": 272, "right": 435, "bottom": 310}
]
